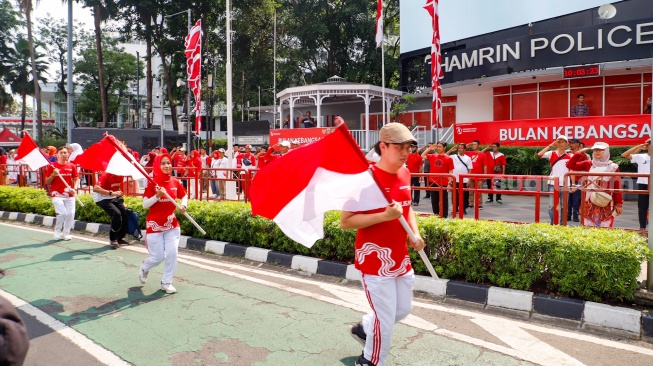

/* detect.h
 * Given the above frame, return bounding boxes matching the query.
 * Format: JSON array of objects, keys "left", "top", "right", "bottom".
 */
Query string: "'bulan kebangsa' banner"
[{"left": 454, "top": 115, "right": 652, "bottom": 147}]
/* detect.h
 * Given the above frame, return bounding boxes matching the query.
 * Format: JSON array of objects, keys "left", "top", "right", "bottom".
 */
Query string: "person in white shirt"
[
  {"left": 210, "top": 148, "right": 229, "bottom": 199},
  {"left": 448, "top": 143, "right": 472, "bottom": 214},
  {"left": 538, "top": 136, "right": 572, "bottom": 225},
  {"left": 622, "top": 139, "right": 651, "bottom": 231}
]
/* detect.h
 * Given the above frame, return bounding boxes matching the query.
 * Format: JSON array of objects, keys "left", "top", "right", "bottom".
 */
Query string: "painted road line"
[{"left": 0, "top": 289, "right": 129, "bottom": 366}]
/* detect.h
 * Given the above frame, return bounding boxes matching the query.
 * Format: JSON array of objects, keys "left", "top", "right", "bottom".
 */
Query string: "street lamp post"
[{"left": 136, "top": 51, "right": 141, "bottom": 128}]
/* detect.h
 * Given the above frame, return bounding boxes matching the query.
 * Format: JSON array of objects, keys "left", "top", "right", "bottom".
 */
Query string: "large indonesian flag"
[
  {"left": 250, "top": 126, "right": 388, "bottom": 248},
  {"left": 73, "top": 137, "right": 146, "bottom": 180},
  {"left": 375, "top": 0, "right": 383, "bottom": 48},
  {"left": 14, "top": 132, "right": 49, "bottom": 170},
  {"left": 185, "top": 19, "right": 202, "bottom": 136},
  {"left": 424, "top": 0, "right": 442, "bottom": 128}
]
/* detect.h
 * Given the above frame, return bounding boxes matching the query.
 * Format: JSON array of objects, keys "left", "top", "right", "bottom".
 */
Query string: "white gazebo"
[{"left": 276, "top": 76, "right": 404, "bottom": 149}]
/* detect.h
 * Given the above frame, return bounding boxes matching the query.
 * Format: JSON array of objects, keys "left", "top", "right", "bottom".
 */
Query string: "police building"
[{"left": 399, "top": 0, "right": 652, "bottom": 146}]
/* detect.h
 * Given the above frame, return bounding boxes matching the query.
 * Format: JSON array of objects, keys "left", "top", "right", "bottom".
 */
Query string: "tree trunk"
[
  {"left": 93, "top": 4, "right": 109, "bottom": 125},
  {"left": 156, "top": 48, "right": 178, "bottom": 131},
  {"left": 146, "top": 36, "right": 153, "bottom": 128},
  {"left": 20, "top": 93, "right": 26, "bottom": 137},
  {"left": 25, "top": 3, "right": 42, "bottom": 144}
]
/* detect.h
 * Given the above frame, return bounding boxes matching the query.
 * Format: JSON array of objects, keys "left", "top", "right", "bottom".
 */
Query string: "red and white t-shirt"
[
  {"left": 93, "top": 172, "right": 124, "bottom": 202},
  {"left": 354, "top": 165, "right": 413, "bottom": 277},
  {"left": 466, "top": 151, "right": 487, "bottom": 174},
  {"left": 425, "top": 154, "right": 454, "bottom": 186},
  {"left": 144, "top": 178, "right": 187, "bottom": 233},
  {"left": 45, "top": 162, "right": 79, "bottom": 198},
  {"left": 485, "top": 151, "right": 507, "bottom": 173},
  {"left": 542, "top": 150, "right": 571, "bottom": 186}
]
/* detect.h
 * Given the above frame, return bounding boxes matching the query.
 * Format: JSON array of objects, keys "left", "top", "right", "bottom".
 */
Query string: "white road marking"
[
  {"left": 4, "top": 222, "right": 653, "bottom": 364},
  {"left": 0, "top": 289, "right": 130, "bottom": 366},
  {"left": 471, "top": 318, "right": 585, "bottom": 366}
]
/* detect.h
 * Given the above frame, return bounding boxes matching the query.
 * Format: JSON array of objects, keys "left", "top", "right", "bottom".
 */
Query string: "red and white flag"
[
  {"left": 73, "top": 137, "right": 146, "bottom": 180},
  {"left": 424, "top": 0, "right": 442, "bottom": 128},
  {"left": 185, "top": 19, "right": 202, "bottom": 136},
  {"left": 250, "top": 126, "right": 388, "bottom": 248},
  {"left": 375, "top": 0, "right": 383, "bottom": 48},
  {"left": 14, "top": 132, "right": 49, "bottom": 170}
]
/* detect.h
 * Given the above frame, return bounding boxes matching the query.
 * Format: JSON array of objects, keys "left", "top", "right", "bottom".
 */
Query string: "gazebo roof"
[{"left": 277, "top": 75, "right": 403, "bottom": 104}]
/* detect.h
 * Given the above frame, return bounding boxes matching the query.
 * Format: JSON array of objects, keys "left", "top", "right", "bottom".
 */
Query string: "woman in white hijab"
[{"left": 567, "top": 142, "right": 624, "bottom": 227}]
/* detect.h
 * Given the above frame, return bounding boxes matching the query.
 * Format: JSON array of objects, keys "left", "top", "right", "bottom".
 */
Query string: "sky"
[
  {"left": 400, "top": 0, "right": 623, "bottom": 54},
  {"left": 32, "top": 2, "right": 94, "bottom": 30}
]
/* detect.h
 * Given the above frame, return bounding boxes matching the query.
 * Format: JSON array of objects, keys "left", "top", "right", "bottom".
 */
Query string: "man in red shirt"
[
  {"left": 422, "top": 142, "right": 454, "bottom": 217},
  {"left": 406, "top": 145, "right": 423, "bottom": 206},
  {"left": 340, "top": 122, "right": 425, "bottom": 366},
  {"left": 466, "top": 140, "right": 487, "bottom": 209},
  {"left": 485, "top": 142, "right": 507, "bottom": 204},
  {"left": 263, "top": 141, "right": 291, "bottom": 165}
]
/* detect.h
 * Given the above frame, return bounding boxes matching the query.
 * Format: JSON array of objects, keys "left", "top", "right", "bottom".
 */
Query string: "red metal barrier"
[
  {"left": 410, "top": 173, "right": 457, "bottom": 218},
  {"left": 459, "top": 174, "right": 554, "bottom": 223},
  {"left": 201, "top": 167, "right": 252, "bottom": 202}
]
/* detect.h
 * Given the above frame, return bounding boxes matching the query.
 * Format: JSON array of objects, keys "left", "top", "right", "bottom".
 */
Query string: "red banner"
[
  {"left": 269, "top": 128, "right": 337, "bottom": 147},
  {"left": 454, "top": 115, "right": 652, "bottom": 147}
]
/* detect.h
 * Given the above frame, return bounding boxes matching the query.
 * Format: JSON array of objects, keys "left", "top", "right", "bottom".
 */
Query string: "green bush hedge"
[{"left": 0, "top": 186, "right": 648, "bottom": 302}]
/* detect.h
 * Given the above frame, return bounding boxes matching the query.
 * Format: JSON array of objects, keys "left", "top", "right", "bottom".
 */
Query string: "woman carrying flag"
[
  {"left": 139, "top": 153, "right": 187, "bottom": 294},
  {"left": 44, "top": 146, "right": 79, "bottom": 240}
]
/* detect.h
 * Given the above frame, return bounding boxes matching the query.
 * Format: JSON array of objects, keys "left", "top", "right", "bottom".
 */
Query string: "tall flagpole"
[
  {"left": 381, "top": 41, "right": 386, "bottom": 125},
  {"left": 226, "top": 0, "right": 233, "bottom": 168}
]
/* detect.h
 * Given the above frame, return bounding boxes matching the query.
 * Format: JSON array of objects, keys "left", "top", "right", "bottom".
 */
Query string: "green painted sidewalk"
[{"left": 0, "top": 224, "right": 529, "bottom": 366}]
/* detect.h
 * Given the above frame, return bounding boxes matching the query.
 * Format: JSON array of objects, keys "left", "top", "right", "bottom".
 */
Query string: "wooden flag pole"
[{"left": 103, "top": 134, "right": 206, "bottom": 235}]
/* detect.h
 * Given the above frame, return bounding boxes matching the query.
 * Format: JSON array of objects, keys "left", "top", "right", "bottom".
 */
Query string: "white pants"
[
  {"left": 361, "top": 270, "right": 414, "bottom": 366},
  {"left": 52, "top": 197, "right": 75, "bottom": 236},
  {"left": 142, "top": 228, "right": 180, "bottom": 284}
]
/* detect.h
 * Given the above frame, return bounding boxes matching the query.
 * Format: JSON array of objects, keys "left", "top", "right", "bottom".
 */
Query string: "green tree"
[
  {"left": 16, "top": 0, "right": 46, "bottom": 144},
  {"left": 75, "top": 36, "right": 143, "bottom": 124},
  {"left": 0, "top": 0, "right": 22, "bottom": 112},
  {"left": 37, "top": 16, "right": 87, "bottom": 127},
  {"left": 3, "top": 37, "right": 48, "bottom": 134}
]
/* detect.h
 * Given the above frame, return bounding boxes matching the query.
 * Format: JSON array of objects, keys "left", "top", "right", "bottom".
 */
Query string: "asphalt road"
[{"left": 1, "top": 222, "right": 652, "bottom": 366}]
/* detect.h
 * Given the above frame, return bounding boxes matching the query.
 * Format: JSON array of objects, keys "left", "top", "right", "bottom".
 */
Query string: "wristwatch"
[{"left": 109, "top": 190, "right": 113, "bottom": 196}]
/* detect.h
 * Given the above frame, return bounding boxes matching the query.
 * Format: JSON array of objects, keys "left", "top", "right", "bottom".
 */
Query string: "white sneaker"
[
  {"left": 139, "top": 267, "right": 148, "bottom": 284},
  {"left": 54, "top": 231, "right": 62, "bottom": 240},
  {"left": 62, "top": 235, "right": 72, "bottom": 241},
  {"left": 161, "top": 283, "right": 176, "bottom": 294}
]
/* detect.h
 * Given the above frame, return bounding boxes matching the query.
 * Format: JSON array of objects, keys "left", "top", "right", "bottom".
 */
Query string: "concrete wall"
[{"left": 456, "top": 90, "right": 493, "bottom": 123}]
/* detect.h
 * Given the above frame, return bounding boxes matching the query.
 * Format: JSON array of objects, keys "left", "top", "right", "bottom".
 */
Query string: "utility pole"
[
  {"left": 241, "top": 71, "right": 245, "bottom": 122},
  {"left": 136, "top": 51, "right": 141, "bottom": 128}
]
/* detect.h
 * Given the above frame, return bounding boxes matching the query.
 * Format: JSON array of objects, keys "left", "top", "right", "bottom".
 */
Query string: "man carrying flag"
[
  {"left": 249, "top": 122, "right": 426, "bottom": 366},
  {"left": 342, "top": 123, "right": 425, "bottom": 366}
]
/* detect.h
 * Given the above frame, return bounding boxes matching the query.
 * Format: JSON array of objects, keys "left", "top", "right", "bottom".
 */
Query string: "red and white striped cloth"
[
  {"left": 185, "top": 19, "right": 202, "bottom": 136},
  {"left": 375, "top": 0, "right": 383, "bottom": 48},
  {"left": 424, "top": 0, "right": 442, "bottom": 128}
]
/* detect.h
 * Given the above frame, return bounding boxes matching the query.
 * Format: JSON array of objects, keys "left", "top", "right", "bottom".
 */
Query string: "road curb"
[{"left": 1, "top": 210, "right": 650, "bottom": 341}]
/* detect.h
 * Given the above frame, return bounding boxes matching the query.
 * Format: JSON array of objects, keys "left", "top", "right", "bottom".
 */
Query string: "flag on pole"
[
  {"left": 250, "top": 126, "right": 388, "bottom": 248},
  {"left": 14, "top": 132, "right": 49, "bottom": 170},
  {"left": 375, "top": 0, "right": 383, "bottom": 48},
  {"left": 73, "top": 138, "right": 146, "bottom": 180},
  {"left": 185, "top": 19, "right": 202, "bottom": 136},
  {"left": 424, "top": 0, "right": 442, "bottom": 128}
]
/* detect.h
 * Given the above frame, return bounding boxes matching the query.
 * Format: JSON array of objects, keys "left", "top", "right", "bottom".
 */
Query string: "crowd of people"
[{"left": 405, "top": 135, "right": 649, "bottom": 230}]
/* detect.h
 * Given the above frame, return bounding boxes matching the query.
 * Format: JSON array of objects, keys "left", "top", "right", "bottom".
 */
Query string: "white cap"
[
  {"left": 280, "top": 141, "right": 291, "bottom": 148},
  {"left": 555, "top": 135, "right": 569, "bottom": 142},
  {"left": 591, "top": 142, "right": 609, "bottom": 150}
]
